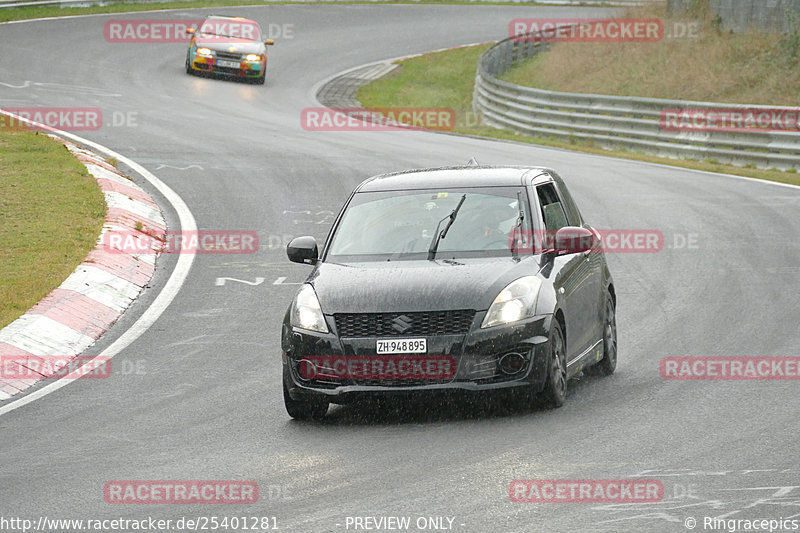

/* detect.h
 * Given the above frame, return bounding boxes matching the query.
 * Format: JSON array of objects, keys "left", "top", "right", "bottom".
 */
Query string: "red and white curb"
[{"left": 0, "top": 138, "right": 165, "bottom": 400}]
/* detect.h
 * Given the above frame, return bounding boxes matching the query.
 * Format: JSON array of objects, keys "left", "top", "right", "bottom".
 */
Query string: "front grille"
[
  {"left": 215, "top": 51, "right": 243, "bottom": 61},
  {"left": 213, "top": 66, "right": 243, "bottom": 75},
  {"left": 334, "top": 310, "right": 475, "bottom": 338}
]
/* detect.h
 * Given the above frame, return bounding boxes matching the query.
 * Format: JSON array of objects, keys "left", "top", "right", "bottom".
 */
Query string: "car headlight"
[
  {"left": 291, "top": 284, "right": 329, "bottom": 333},
  {"left": 245, "top": 54, "right": 262, "bottom": 62},
  {"left": 196, "top": 47, "right": 213, "bottom": 56},
  {"left": 481, "top": 276, "right": 542, "bottom": 328}
]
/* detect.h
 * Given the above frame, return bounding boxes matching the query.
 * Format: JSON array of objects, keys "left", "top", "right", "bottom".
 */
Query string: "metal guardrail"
[{"left": 473, "top": 33, "right": 800, "bottom": 170}]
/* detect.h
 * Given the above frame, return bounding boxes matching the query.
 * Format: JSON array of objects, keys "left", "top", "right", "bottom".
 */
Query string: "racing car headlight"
[
  {"left": 245, "top": 54, "right": 262, "bottom": 62},
  {"left": 196, "top": 47, "right": 213, "bottom": 56},
  {"left": 291, "top": 284, "right": 329, "bottom": 333},
  {"left": 481, "top": 276, "right": 542, "bottom": 328}
]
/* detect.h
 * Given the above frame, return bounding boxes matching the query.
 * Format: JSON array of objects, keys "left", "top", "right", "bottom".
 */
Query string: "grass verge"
[
  {"left": 500, "top": 6, "right": 800, "bottom": 105},
  {"left": 0, "top": 128, "right": 106, "bottom": 329},
  {"left": 357, "top": 44, "right": 800, "bottom": 187}
]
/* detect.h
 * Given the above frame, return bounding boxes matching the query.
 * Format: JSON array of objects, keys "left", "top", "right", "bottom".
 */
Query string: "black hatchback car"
[{"left": 281, "top": 165, "right": 616, "bottom": 419}]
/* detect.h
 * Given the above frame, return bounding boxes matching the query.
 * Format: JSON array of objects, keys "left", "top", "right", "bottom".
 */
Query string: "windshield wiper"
[
  {"left": 427, "top": 194, "right": 467, "bottom": 261},
  {"left": 510, "top": 191, "right": 525, "bottom": 259}
]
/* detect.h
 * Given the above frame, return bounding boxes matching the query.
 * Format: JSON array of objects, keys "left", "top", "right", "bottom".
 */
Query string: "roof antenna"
[{"left": 466, "top": 157, "right": 479, "bottom": 166}]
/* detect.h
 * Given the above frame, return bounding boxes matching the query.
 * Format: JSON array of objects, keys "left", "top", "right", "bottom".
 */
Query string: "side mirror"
[
  {"left": 265, "top": 39, "right": 275, "bottom": 45},
  {"left": 287, "top": 236, "right": 318, "bottom": 264},
  {"left": 554, "top": 226, "right": 596, "bottom": 255},
  {"left": 186, "top": 27, "right": 195, "bottom": 35}
]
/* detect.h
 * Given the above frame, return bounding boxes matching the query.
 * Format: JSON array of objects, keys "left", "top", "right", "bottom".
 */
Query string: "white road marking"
[
  {"left": 0, "top": 80, "right": 121, "bottom": 97},
  {"left": 214, "top": 277, "right": 266, "bottom": 287},
  {"left": 154, "top": 164, "right": 204, "bottom": 171},
  {"left": 273, "top": 277, "right": 301, "bottom": 286}
]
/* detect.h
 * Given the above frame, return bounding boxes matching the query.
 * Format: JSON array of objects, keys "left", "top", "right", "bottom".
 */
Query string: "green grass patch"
[
  {"left": 357, "top": 44, "right": 800, "bottom": 187},
  {"left": 0, "top": 129, "right": 106, "bottom": 329},
  {"left": 359, "top": 45, "right": 489, "bottom": 129},
  {"left": 500, "top": 35, "right": 800, "bottom": 106},
  {"left": 500, "top": 5, "right": 800, "bottom": 105}
]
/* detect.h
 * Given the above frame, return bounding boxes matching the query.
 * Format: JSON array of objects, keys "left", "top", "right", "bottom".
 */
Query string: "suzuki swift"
[{"left": 281, "top": 165, "right": 617, "bottom": 420}]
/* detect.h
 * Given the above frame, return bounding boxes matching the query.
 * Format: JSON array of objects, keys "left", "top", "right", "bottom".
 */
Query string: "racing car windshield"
[
  {"left": 325, "top": 187, "right": 531, "bottom": 261},
  {"left": 199, "top": 20, "right": 262, "bottom": 41}
]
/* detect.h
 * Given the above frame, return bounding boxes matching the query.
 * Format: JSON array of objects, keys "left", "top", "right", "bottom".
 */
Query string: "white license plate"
[
  {"left": 376, "top": 338, "right": 427, "bottom": 354},
  {"left": 217, "top": 60, "right": 240, "bottom": 68}
]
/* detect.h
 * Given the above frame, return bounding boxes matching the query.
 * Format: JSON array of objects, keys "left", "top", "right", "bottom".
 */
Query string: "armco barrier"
[{"left": 473, "top": 32, "right": 800, "bottom": 170}]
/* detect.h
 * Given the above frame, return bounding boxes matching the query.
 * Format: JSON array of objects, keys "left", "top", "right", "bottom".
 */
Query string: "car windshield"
[
  {"left": 199, "top": 19, "right": 262, "bottom": 41},
  {"left": 325, "top": 187, "right": 531, "bottom": 261}
]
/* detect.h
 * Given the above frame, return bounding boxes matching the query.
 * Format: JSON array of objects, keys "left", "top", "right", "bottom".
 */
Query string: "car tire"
[
  {"left": 185, "top": 55, "right": 193, "bottom": 75},
  {"left": 584, "top": 294, "right": 617, "bottom": 377},
  {"left": 539, "top": 319, "right": 567, "bottom": 408},
  {"left": 283, "top": 380, "right": 328, "bottom": 420},
  {"left": 255, "top": 71, "right": 266, "bottom": 85}
]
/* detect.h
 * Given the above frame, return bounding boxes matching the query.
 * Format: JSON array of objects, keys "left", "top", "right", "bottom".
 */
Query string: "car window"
[
  {"left": 552, "top": 177, "right": 583, "bottom": 227},
  {"left": 536, "top": 183, "right": 569, "bottom": 231},
  {"left": 326, "top": 188, "right": 530, "bottom": 260},
  {"left": 199, "top": 19, "right": 261, "bottom": 41}
]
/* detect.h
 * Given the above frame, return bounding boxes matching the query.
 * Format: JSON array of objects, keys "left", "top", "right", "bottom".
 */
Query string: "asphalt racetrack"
[{"left": 1, "top": 5, "right": 799, "bottom": 532}]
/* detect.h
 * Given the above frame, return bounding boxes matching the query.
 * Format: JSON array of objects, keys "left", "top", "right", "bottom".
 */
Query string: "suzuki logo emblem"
[{"left": 391, "top": 315, "right": 413, "bottom": 334}]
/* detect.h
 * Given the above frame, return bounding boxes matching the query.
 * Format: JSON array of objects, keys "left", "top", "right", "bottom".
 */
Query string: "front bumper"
[
  {"left": 281, "top": 313, "right": 554, "bottom": 403},
  {"left": 190, "top": 56, "right": 265, "bottom": 78}
]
